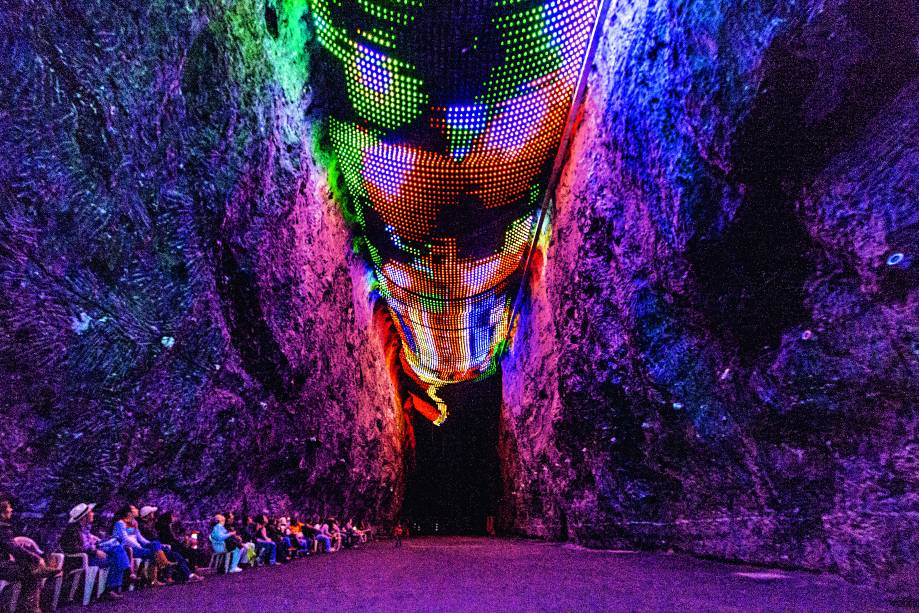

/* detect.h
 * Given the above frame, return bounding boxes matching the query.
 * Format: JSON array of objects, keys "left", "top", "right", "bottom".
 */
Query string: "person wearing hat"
[
  {"left": 137, "top": 506, "right": 199, "bottom": 583},
  {"left": 60, "top": 503, "right": 129, "bottom": 598},
  {"left": 136, "top": 505, "right": 161, "bottom": 546},
  {"left": 112, "top": 505, "right": 172, "bottom": 586}
]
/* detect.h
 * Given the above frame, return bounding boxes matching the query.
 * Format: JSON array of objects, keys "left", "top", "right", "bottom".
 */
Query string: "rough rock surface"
[
  {"left": 0, "top": 1, "right": 403, "bottom": 525},
  {"left": 500, "top": 0, "right": 919, "bottom": 593},
  {"left": 1, "top": 0, "right": 917, "bottom": 596}
]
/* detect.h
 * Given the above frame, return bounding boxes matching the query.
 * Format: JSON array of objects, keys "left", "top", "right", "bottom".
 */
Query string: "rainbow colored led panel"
[{"left": 311, "top": 0, "right": 600, "bottom": 385}]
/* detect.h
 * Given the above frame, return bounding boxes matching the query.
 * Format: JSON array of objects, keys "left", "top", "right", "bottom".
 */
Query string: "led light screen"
[{"left": 311, "top": 0, "right": 600, "bottom": 385}]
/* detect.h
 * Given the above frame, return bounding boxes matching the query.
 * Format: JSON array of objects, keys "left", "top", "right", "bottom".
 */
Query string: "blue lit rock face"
[
  {"left": 0, "top": 2, "right": 403, "bottom": 523},
  {"left": 500, "top": 0, "right": 918, "bottom": 594}
]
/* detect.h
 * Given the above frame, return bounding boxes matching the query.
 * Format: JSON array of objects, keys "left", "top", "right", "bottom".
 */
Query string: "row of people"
[
  {"left": 1, "top": 493, "right": 376, "bottom": 613},
  {"left": 209, "top": 512, "right": 372, "bottom": 572},
  {"left": 60, "top": 502, "right": 205, "bottom": 601}
]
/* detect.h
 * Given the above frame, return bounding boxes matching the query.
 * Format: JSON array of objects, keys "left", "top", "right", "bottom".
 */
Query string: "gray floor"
[{"left": 81, "top": 536, "right": 904, "bottom": 612}]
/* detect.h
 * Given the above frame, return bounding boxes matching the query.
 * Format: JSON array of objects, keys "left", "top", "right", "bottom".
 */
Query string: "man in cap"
[{"left": 60, "top": 502, "right": 129, "bottom": 599}]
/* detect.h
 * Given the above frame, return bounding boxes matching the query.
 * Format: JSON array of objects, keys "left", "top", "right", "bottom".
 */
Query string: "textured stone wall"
[
  {"left": 2, "top": 0, "right": 917, "bottom": 595},
  {"left": 500, "top": 0, "right": 919, "bottom": 593},
  {"left": 0, "top": 0, "right": 404, "bottom": 524}
]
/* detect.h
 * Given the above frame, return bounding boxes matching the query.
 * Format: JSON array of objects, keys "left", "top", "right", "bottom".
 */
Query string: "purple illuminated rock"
[
  {"left": 0, "top": 0, "right": 916, "bottom": 598},
  {"left": 0, "top": 1, "right": 403, "bottom": 525},
  {"left": 500, "top": 0, "right": 919, "bottom": 594}
]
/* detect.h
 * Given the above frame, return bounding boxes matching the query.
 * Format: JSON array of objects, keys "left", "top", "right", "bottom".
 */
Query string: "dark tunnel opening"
[{"left": 401, "top": 372, "right": 503, "bottom": 535}]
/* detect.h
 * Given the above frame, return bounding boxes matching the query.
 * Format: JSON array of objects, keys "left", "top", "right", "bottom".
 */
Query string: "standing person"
[
  {"left": 59, "top": 502, "right": 128, "bottom": 599},
  {"left": 393, "top": 522, "right": 403, "bottom": 548},
  {"left": 209, "top": 514, "right": 242, "bottom": 573},
  {"left": 0, "top": 496, "right": 61, "bottom": 613}
]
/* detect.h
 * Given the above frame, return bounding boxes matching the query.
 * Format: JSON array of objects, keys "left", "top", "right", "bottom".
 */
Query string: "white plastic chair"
[
  {"left": 94, "top": 567, "right": 109, "bottom": 600},
  {"left": 208, "top": 552, "right": 230, "bottom": 573},
  {"left": 128, "top": 557, "right": 151, "bottom": 591},
  {"left": 45, "top": 552, "right": 65, "bottom": 611},
  {"left": 64, "top": 553, "right": 100, "bottom": 606}
]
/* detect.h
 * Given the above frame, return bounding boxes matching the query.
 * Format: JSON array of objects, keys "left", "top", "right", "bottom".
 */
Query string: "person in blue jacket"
[{"left": 209, "top": 514, "right": 242, "bottom": 573}]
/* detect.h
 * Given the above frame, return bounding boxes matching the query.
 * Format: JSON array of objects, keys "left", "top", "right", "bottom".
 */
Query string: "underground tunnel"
[{"left": 0, "top": 0, "right": 917, "bottom": 611}]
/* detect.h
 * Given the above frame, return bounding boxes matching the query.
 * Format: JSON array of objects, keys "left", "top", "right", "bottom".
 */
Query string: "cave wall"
[
  {"left": 500, "top": 0, "right": 919, "bottom": 592},
  {"left": 0, "top": 0, "right": 403, "bottom": 525}
]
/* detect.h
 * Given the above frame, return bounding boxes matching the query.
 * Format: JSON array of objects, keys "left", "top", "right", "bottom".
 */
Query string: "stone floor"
[{"left": 82, "top": 537, "right": 903, "bottom": 612}]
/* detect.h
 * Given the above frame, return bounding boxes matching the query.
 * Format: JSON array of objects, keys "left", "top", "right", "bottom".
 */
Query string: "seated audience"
[
  {"left": 139, "top": 506, "right": 199, "bottom": 583},
  {"left": 209, "top": 514, "right": 242, "bottom": 573},
  {"left": 327, "top": 518, "right": 342, "bottom": 552},
  {"left": 156, "top": 510, "right": 207, "bottom": 571},
  {"left": 359, "top": 518, "right": 373, "bottom": 542},
  {"left": 2, "top": 492, "right": 376, "bottom": 610},
  {"left": 267, "top": 517, "right": 292, "bottom": 563},
  {"left": 312, "top": 517, "right": 332, "bottom": 553},
  {"left": 343, "top": 518, "right": 363, "bottom": 548},
  {"left": 224, "top": 512, "right": 255, "bottom": 566},
  {"left": 253, "top": 515, "right": 278, "bottom": 565},
  {"left": 60, "top": 502, "right": 129, "bottom": 599},
  {"left": 288, "top": 515, "right": 312, "bottom": 554},
  {"left": 113, "top": 505, "right": 172, "bottom": 586}
]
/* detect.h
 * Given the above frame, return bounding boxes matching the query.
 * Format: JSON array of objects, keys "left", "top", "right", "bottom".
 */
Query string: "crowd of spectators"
[
  {"left": 0, "top": 494, "right": 374, "bottom": 613},
  {"left": 208, "top": 511, "right": 371, "bottom": 572}
]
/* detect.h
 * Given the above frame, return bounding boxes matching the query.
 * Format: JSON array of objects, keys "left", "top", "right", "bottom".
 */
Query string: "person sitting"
[
  {"left": 237, "top": 516, "right": 259, "bottom": 567},
  {"left": 209, "top": 514, "right": 242, "bottom": 573},
  {"left": 287, "top": 515, "right": 311, "bottom": 554},
  {"left": 267, "top": 517, "right": 292, "bottom": 563},
  {"left": 0, "top": 496, "right": 61, "bottom": 613},
  {"left": 252, "top": 515, "right": 278, "bottom": 566},
  {"left": 156, "top": 511, "right": 206, "bottom": 572},
  {"left": 326, "top": 518, "right": 342, "bottom": 552},
  {"left": 358, "top": 518, "right": 373, "bottom": 542},
  {"left": 60, "top": 502, "right": 129, "bottom": 599},
  {"left": 343, "top": 518, "right": 363, "bottom": 548},
  {"left": 112, "top": 505, "right": 171, "bottom": 586},
  {"left": 138, "top": 506, "right": 199, "bottom": 583},
  {"left": 223, "top": 512, "right": 255, "bottom": 567},
  {"left": 311, "top": 517, "right": 331, "bottom": 553}
]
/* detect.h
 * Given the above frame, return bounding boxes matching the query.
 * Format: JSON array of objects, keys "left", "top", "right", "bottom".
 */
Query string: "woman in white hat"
[{"left": 60, "top": 503, "right": 129, "bottom": 598}]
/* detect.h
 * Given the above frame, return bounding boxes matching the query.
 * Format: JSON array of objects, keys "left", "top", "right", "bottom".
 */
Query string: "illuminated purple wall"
[
  {"left": 0, "top": 0, "right": 404, "bottom": 522},
  {"left": 500, "top": 0, "right": 918, "bottom": 596},
  {"left": 0, "top": 0, "right": 916, "bottom": 597}
]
